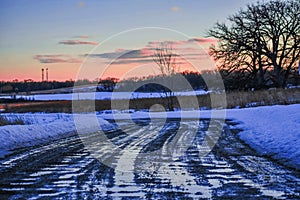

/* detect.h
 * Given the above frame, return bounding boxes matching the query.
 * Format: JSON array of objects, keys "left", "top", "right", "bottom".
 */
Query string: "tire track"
[{"left": 0, "top": 118, "right": 299, "bottom": 199}]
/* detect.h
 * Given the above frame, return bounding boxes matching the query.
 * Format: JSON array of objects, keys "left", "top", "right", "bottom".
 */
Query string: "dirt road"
[{"left": 0, "top": 119, "right": 299, "bottom": 199}]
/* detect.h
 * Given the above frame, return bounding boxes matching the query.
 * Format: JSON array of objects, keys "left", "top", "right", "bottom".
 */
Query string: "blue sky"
[{"left": 0, "top": 0, "right": 257, "bottom": 81}]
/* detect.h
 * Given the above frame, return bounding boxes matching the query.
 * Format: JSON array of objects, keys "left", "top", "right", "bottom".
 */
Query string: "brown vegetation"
[
  {"left": 1, "top": 88, "right": 299, "bottom": 113},
  {"left": 0, "top": 115, "right": 25, "bottom": 126}
]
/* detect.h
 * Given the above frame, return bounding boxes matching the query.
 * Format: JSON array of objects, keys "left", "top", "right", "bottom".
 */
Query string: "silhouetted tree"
[
  {"left": 97, "top": 77, "right": 118, "bottom": 92},
  {"left": 209, "top": 0, "right": 300, "bottom": 88},
  {"left": 152, "top": 42, "right": 180, "bottom": 111}
]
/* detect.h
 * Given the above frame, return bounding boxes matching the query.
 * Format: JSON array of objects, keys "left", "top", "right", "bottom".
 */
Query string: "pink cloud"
[
  {"left": 148, "top": 39, "right": 216, "bottom": 48},
  {"left": 86, "top": 38, "right": 215, "bottom": 68},
  {"left": 166, "top": 40, "right": 188, "bottom": 46},
  {"left": 34, "top": 55, "right": 81, "bottom": 63},
  {"left": 59, "top": 40, "right": 98, "bottom": 45},
  {"left": 140, "top": 48, "right": 155, "bottom": 57},
  {"left": 188, "top": 37, "right": 218, "bottom": 44}
]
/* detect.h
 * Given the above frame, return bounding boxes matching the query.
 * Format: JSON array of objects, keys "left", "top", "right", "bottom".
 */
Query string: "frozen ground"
[{"left": 0, "top": 104, "right": 299, "bottom": 169}]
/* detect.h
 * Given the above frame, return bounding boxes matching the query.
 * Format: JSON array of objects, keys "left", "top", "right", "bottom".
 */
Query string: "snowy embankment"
[
  {"left": 226, "top": 104, "right": 300, "bottom": 170},
  {"left": 0, "top": 115, "right": 75, "bottom": 157},
  {"left": 0, "top": 113, "right": 112, "bottom": 158},
  {"left": 0, "top": 104, "right": 299, "bottom": 169}
]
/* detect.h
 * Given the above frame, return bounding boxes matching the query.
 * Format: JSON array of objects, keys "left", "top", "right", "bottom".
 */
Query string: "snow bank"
[
  {"left": 0, "top": 121, "right": 75, "bottom": 151},
  {"left": 0, "top": 113, "right": 73, "bottom": 125},
  {"left": 226, "top": 104, "right": 300, "bottom": 170},
  {"left": 0, "top": 113, "right": 111, "bottom": 158}
]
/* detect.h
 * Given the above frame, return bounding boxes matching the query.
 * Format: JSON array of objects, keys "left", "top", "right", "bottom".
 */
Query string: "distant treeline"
[
  {"left": 1, "top": 70, "right": 299, "bottom": 94},
  {"left": 0, "top": 79, "right": 96, "bottom": 94},
  {"left": 96, "top": 71, "right": 218, "bottom": 92},
  {"left": 114, "top": 71, "right": 212, "bottom": 92},
  {"left": 99, "top": 70, "right": 300, "bottom": 92}
]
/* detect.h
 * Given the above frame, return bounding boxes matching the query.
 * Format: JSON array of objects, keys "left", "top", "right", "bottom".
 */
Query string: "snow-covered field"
[
  {"left": 0, "top": 90, "right": 208, "bottom": 101},
  {"left": 0, "top": 104, "right": 299, "bottom": 169}
]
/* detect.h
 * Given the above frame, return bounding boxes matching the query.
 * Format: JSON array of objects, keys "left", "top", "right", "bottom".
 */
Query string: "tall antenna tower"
[
  {"left": 41, "top": 68, "right": 44, "bottom": 82},
  {"left": 46, "top": 68, "right": 48, "bottom": 81}
]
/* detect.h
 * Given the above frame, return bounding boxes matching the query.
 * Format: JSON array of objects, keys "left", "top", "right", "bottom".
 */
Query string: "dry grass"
[
  {"left": 0, "top": 115, "right": 25, "bottom": 126},
  {"left": 1, "top": 88, "right": 299, "bottom": 113},
  {"left": 225, "top": 87, "right": 300, "bottom": 108}
]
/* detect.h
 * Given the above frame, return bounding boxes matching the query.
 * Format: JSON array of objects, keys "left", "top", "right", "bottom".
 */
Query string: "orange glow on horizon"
[
  {"left": 0, "top": 56, "right": 217, "bottom": 82},
  {"left": 0, "top": 38, "right": 218, "bottom": 82}
]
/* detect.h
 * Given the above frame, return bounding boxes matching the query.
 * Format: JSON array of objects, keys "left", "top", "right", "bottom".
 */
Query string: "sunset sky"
[{"left": 0, "top": 0, "right": 257, "bottom": 82}]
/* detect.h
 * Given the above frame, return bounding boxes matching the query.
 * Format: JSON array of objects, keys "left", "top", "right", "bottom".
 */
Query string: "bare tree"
[
  {"left": 152, "top": 42, "right": 179, "bottom": 111},
  {"left": 209, "top": 0, "right": 300, "bottom": 88}
]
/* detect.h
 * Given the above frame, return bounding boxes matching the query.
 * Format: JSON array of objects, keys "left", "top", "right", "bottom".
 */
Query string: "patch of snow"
[
  {"left": 0, "top": 113, "right": 111, "bottom": 158},
  {"left": 226, "top": 104, "right": 300, "bottom": 170}
]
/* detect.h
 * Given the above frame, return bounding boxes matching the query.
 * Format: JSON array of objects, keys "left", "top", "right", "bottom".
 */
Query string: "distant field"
[
  {"left": 1, "top": 88, "right": 299, "bottom": 113},
  {"left": 0, "top": 90, "right": 208, "bottom": 101}
]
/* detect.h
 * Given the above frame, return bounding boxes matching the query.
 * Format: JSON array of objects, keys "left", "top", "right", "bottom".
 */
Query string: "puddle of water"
[
  {"left": 2, "top": 187, "right": 25, "bottom": 191},
  {"left": 30, "top": 171, "right": 52, "bottom": 177},
  {"left": 10, "top": 182, "right": 35, "bottom": 186},
  {"left": 209, "top": 168, "right": 235, "bottom": 173}
]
